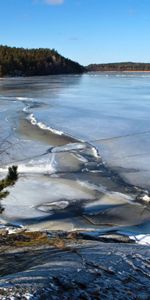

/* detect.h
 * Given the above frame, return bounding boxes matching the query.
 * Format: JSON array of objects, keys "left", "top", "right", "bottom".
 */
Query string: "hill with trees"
[
  {"left": 87, "top": 62, "right": 150, "bottom": 72},
  {"left": 0, "top": 45, "right": 85, "bottom": 77}
]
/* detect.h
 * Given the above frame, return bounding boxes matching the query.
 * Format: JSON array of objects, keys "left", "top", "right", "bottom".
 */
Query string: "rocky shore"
[{"left": 0, "top": 230, "right": 150, "bottom": 300}]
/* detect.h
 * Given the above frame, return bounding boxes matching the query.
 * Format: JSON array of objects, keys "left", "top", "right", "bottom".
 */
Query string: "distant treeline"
[
  {"left": 87, "top": 62, "right": 150, "bottom": 72},
  {"left": 0, "top": 45, "right": 85, "bottom": 77}
]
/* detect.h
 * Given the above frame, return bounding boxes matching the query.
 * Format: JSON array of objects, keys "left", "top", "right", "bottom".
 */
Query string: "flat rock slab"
[{"left": 0, "top": 240, "right": 150, "bottom": 299}]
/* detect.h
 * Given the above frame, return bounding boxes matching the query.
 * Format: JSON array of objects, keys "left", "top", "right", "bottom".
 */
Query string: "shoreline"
[{"left": 1, "top": 70, "right": 150, "bottom": 80}]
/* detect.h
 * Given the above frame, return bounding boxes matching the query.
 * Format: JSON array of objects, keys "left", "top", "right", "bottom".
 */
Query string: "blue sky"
[{"left": 0, "top": 0, "right": 150, "bottom": 65}]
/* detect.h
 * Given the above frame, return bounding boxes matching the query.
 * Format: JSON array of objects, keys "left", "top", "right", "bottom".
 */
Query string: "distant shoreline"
[
  {"left": 87, "top": 70, "right": 150, "bottom": 73},
  {"left": 86, "top": 62, "right": 150, "bottom": 72},
  {"left": 88, "top": 70, "right": 150, "bottom": 73},
  {"left": 1, "top": 45, "right": 150, "bottom": 76},
  {"left": 120, "top": 70, "right": 150, "bottom": 73}
]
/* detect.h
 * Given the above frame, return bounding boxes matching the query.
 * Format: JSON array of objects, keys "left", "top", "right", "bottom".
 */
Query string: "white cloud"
[{"left": 44, "top": 0, "right": 64, "bottom": 5}]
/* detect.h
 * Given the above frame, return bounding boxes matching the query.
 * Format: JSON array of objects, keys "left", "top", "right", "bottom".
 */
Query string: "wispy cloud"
[{"left": 44, "top": 0, "right": 64, "bottom": 5}]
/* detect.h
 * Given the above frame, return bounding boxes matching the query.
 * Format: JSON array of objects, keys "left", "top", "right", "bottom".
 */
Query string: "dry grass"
[{"left": 0, "top": 231, "right": 68, "bottom": 250}]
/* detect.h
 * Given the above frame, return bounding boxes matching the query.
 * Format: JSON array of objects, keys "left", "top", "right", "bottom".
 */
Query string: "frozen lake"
[{"left": 0, "top": 73, "right": 150, "bottom": 240}]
